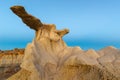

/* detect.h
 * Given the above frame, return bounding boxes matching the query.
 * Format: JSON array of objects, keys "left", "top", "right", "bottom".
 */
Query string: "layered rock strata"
[{"left": 0, "top": 49, "right": 24, "bottom": 80}]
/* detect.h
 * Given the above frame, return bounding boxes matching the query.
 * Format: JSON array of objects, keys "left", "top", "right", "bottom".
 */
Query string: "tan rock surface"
[{"left": 7, "top": 6, "right": 120, "bottom": 80}]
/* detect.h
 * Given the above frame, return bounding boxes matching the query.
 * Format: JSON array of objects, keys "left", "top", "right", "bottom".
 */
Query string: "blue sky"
[{"left": 0, "top": 0, "right": 120, "bottom": 50}]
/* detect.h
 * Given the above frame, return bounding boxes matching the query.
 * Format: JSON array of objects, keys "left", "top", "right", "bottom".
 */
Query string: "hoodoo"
[{"left": 7, "top": 6, "right": 120, "bottom": 80}]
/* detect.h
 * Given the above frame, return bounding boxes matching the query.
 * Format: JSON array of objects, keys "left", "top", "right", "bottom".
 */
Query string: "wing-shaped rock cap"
[
  {"left": 10, "top": 6, "right": 43, "bottom": 31},
  {"left": 10, "top": 6, "right": 69, "bottom": 39}
]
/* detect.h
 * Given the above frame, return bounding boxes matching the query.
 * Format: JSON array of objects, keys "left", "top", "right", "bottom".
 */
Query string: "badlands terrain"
[
  {"left": 0, "top": 49, "right": 24, "bottom": 80},
  {"left": 1, "top": 46, "right": 120, "bottom": 80},
  {"left": 0, "top": 6, "right": 120, "bottom": 80}
]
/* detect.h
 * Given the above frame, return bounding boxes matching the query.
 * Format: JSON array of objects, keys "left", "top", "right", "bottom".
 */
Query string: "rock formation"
[
  {"left": 7, "top": 6, "right": 120, "bottom": 80},
  {"left": 0, "top": 49, "right": 24, "bottom": 80}
]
